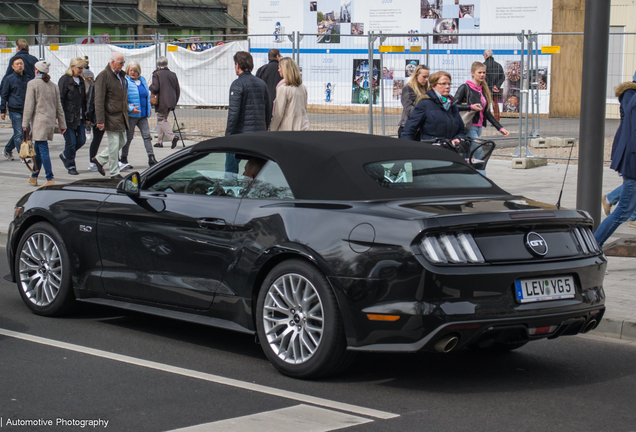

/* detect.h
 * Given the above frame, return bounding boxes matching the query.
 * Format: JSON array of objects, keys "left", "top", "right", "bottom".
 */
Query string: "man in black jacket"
[
  {"left": 1, "top": 57, "right": 28, "bottom": 161},
  {"left": 257, "top": 49, "right": 282, "bottom": 108},
  {"left": 2, "top": 39, "right": 39, "bottom": 82},
  {"left": 225, "top": 51, "right": 271, "bottom": 173},
  {"left": 483, "top": 49, "right": 505, "bottom": 120}
]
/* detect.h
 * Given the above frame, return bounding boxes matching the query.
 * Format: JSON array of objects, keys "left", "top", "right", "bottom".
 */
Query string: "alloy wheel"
[{"left": 19, "top": 232, "right": 63, "bottom": 307}]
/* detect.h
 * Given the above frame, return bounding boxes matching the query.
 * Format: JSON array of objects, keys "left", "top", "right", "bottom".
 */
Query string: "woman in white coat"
[{"left": 270, "top": 57, "right": 309, "bottom": 131}]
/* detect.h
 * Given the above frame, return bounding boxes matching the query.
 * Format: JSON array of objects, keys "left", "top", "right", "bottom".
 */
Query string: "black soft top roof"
[{"left": 192, "top": 131, "right": 508, "bottom": 201}]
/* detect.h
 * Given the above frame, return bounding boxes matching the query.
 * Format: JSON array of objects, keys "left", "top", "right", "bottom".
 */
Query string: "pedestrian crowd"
[{"left": 1, "top": 39, "right": 181, "bottom": 185}]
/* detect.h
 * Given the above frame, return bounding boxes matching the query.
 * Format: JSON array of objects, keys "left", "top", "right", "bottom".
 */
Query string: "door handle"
[
  {"left": 148, "top": 193, "right": 167, "bottom": 198},
  {"left": 197, "top": 218, "right": 226, "bottom": 229}
]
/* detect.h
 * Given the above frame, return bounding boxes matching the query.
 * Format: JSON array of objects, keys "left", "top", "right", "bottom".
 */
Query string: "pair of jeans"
[
  {"left": 122, "top": 116, "right": 154, "bottom": 157},
  {"left": 62, "top": 124, "right": 86, "bottom": 170},
  {"left": 606, "top": 184, "right": 636, "bottom": 221},
  {"left": 595, "top": 177, "right": 636, "bottom": 246},
  {"left": 466, "top": 126, "right": 486, "bottom": 176},
  {"left": 5, "top": 111, "right": 23, "bottom": 154},
  {"left": 31, "top": 141, "right": 53, "bottom": 181},
  {"left": 96, "top": 131, "right": 126, "bottom": 176},
  {"left": 225, "top": 153, "right": 239, "bottom": 174}
]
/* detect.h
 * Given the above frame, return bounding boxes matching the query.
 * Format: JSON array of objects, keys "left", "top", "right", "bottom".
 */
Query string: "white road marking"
[
  {"left": 0, "top": 328, "right": 398, "bottom": 420},
  {"left": 165, "top": 404, "right": 373, "bottom": 432}
]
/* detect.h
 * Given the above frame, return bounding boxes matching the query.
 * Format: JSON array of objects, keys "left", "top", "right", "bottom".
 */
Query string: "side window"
[
  {"left": 147, "top": 152, "right": 249, "bottom": 197},
  {"left": 245, "top": 160, "right": 294, "bottom": 200}
]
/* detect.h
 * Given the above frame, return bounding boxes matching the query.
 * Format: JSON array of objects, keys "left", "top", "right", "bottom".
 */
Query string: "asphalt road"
[{"left": 1, "top": 252, "right": 636, "bottom": 432}]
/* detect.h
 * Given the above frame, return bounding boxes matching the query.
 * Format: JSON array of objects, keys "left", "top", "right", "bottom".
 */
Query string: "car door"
[{"left": 96, "top": 151, "right": 249, "bottom": 309}]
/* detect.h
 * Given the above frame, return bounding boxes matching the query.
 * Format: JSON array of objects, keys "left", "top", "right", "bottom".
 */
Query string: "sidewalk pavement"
[{"left": 0, "top": 127, "right": 634, "bottom": 341}]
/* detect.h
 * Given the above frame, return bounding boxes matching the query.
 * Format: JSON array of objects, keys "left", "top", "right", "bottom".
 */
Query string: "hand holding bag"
[{"left": 19, "top": 131, "right": 39, "bottom": 174}]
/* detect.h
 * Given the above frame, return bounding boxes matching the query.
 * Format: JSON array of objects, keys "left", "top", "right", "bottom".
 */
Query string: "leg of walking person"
[
  {"left": 121, "top": 117, "right": 138, "bottom": 161},
  {"left": 95, "top": 130, "right": 123, "bottom": 177},
  {"left": 88, "top": 126, "right": 105, "bottom": 171},
  {"left": 28, "top": 140, "right": 43, "bottom": 186},
  {"left": 594, "top": 178, "right": 636, "bottom": 246},
  {"left": 225, "top": 153, "right": 239, "bottom": 174},
  {"left": 155, "top": 112, "right": 174, "bottom": 147},
  {"left": 4, "top": 111, "right": 24, "bottom": 159},
  {"left": 467, "top": 126, "right": 486, "bottom": 176},
  {"left": 137, "top": 117, "right": 157, "bottom": 166},
  {"left": 35, "top": 140, "right": 54, "bottom": 184}
]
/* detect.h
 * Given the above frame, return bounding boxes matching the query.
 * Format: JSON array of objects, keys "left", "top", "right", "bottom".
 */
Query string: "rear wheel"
[
  {"left": 15, "top": 222, "right": 75, "bottom": 316},
  {"left": 256, "top": 259, "right": 354, "bottom": 379}
]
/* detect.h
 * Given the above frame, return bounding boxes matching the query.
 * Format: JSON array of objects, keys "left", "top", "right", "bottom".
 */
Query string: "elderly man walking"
[
  {"left": 149, "top": 56, "right": 180, "bottom": 149},
  {"left": 92, "top": 52, "right": 129, "bottom": 179},
  {"left": 483, "top": 49, "right": 505, "bottom": 121}
]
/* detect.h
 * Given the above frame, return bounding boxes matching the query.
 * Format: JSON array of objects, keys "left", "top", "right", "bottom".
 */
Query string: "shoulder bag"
[
  {"left": 459, "top": 84, "right": 477, "bottom": 131},
  {"left": 150, "top": 72, "right": 159, "bottom": 107},
  {"left": 19, "top": 131, "right": 39, "bottom": 174}
]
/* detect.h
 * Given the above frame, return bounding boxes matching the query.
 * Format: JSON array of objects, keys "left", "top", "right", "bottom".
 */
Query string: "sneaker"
[
  {"left": 171, "top": 135, "right": 179, "bottom": 149},
  {"left": 3, "top": 150, "right": 14, "bottom": 161},
  {"left": 42, "top": 179, "right": 55, "bottom": 187},
  {"left": 88, "top": 162, "right": 98, "bottom": 172},
  {"left": 153, "top": 142, "right": 164, "bottom": 148},
  {"left": 601, "top": 195, "right": 612, "bottom": 217},
  {"left": 91, "top": 157, "right": 105, "bottom": 176},
  {"left": 59, "top": 153, "right": 69, "bottom": 169},
  {"left": 68, "top": 168, "right": 79, "bottom": 175},
  {"left": 27, "top": 177, "right": 38, "bottom": 187},
  {"left": 118, "top": 161, "right": 131, "bottom": 171},
  {"left": 629, "top": 221, "right": 636, "bottom": 228}
]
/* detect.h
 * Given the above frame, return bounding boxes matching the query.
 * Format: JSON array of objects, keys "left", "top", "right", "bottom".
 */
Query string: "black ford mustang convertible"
[{"left": 6, "top": 132, "right": 606, "bottom": 378}]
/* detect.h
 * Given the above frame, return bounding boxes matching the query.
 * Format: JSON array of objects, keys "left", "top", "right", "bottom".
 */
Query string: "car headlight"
[{"left": 420, "top": 232, "right": 485, "bottom": 264}]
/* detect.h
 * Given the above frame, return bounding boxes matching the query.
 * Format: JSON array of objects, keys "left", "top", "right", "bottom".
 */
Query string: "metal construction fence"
[{"left": 1, "top": 31, "right": 635, "bottom": 161}]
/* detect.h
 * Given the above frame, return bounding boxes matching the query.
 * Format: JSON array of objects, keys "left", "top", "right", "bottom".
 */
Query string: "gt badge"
[{"left": 525, "top": 232, "right": 548, "bottom": 257}]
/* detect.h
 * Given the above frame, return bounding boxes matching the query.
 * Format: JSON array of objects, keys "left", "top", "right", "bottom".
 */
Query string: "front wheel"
[
  {"left": 15, "top": 222, "right": 75, "bottom": 316},
  {"left": 255, "top": 259, "right": 354, "bottom": 379}
]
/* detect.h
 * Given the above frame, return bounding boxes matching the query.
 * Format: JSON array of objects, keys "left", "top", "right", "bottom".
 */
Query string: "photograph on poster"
[
  {"left": 433, "top": 18, "right": 458, "bottom": 44},
  {"left": 393, "top": 79, "right": 405, "bottom": 100},
  {"left": 459, "top": 4, "right": 474, "bottom": 18},
  {"left": 383, "top": 66, "right": 394, "bottom": 80},
  {"left": 525, "top": 67, "right": 549, "bottom": 90},
  {"left": 405, "top": 59, "right": 419, "bottom": 77},
  {"left": 351, "top": 23, "right": 364, "bottom": 35},
  {"left": 502, "top": 60, "right": 521, "bottom": 113},
  {"left": 317, "top": 0, "right": 352, "bottom": 43},
  {"left": 310, "top": 1, "right": 317, "bottom": 11},
  {"left": 421, "top": 0, "right": 442, "bottom": 19},
  {"left": 352, "top": 59, "right": 380, "bottom": 104}
]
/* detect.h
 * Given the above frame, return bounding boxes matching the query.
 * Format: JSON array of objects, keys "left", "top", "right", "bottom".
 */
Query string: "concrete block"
[
  {"left": 592, "top": 317, "right": 623, "bottom": 339},
  {"left": 530, "top": 138, "right": 547, "bottom": 148},
  {"left": 511, "top": 157, "right": 548, "bottom": 169},
  {"left": 546, "top": 137, "right": 576, "bottom": 148},
  {"left": 172, "top": 121, "right": 186, "bottom": 132}
]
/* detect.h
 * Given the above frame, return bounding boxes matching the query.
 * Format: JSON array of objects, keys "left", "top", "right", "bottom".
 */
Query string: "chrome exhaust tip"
[
  {"left": 434, "top": 335, "right": 459, "bottom": 353},
  {"left": 582, "top": 319, "right": 598, "bottom": 333}
]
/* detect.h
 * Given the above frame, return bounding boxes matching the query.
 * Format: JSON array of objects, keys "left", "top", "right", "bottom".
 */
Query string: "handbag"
[
  {"left": 150, "top": 72, "right": 159, "bottom": 106},
  {"left": 19, "top": 132, "right": 39, "bottom": 174},
  {"left": 460, "top": 84, "right": 477, "bottom": 131}
]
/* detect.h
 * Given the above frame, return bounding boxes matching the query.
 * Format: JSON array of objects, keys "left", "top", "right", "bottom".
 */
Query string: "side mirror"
[{"left": 117, "top": 171, "right": 141, "bottom": 197}]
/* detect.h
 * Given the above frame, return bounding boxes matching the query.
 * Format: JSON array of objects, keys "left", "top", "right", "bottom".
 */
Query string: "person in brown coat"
[
  {"left": 21, "top": 61, "right": 66, "bottom": 187},
  {"left": 92, "top": 52, "right": 129, "bottom": 179},
  {"left": 149, "top": 56, "right": 180, "bottom": 149}
]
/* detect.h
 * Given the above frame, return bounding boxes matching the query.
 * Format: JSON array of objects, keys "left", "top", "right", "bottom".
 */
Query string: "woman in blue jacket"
[
  {"left": 400, "top": 71, "right": 465, "bottom": 144},
  {"left": 121, "top": 61, "right": 156, "bottom": 167}
]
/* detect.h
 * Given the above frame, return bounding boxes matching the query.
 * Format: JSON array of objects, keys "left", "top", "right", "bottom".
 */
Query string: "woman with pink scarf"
[{"left": 454, "top": 61, "right": 509, "bottom": 173}]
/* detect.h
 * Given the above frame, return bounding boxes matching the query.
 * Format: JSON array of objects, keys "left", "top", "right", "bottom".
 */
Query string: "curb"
[{"left": 592, "top": 317, "right": 636, "bottom": 341}]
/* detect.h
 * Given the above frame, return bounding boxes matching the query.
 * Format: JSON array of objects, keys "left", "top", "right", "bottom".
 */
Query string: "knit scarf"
[{"left": 434, "top": 90, "right": 451, "bottom": 111}]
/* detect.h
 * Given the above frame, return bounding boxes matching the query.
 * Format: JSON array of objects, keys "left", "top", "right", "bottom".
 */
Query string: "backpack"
[{"left": 255, "top": 63, "right": 267, "bottom": 80}]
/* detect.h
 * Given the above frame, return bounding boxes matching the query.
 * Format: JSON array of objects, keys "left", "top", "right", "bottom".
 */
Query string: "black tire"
[
  {"left": 255, "top": 259, "right": 354, "bottom": 379},
  {"left": 15, "top": 222, "right": 75, "bottom": 317}
]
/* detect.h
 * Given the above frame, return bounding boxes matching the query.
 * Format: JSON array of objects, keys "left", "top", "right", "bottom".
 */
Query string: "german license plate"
[{"left": 515, "top": 276, "right": 576, "bottom": 303}]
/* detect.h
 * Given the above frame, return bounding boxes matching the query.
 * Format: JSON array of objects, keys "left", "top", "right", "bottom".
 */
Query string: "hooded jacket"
[
  {"left": 610, "top": 81, "right": 636, "bottom": 179},
  {"left": 400, "top": 89, "right": 466, "bottom": 141}
]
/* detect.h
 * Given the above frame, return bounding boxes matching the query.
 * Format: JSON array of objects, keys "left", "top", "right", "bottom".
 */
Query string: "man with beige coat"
[
  {"left": 92, "top": 52, "right": 129, "bottom": 179},
  {"left": 21, "top": 60, "right": 66, "bottom": 187}
]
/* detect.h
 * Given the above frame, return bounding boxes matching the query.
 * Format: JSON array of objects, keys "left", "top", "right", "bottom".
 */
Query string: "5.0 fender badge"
[
  {"left": 525, "top": 232, "right": 548, "bottom": 257},
  {"left": 79, "top": 225, "right": 93, "bottom": 233}
]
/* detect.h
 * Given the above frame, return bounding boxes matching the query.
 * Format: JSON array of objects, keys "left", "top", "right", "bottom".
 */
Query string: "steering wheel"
[{"left": 184, "top": 176, "right": 217, "bottom": 195}]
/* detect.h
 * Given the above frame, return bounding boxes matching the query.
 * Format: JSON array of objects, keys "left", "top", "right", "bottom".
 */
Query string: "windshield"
[{"left": 364, "top": 160, "right": 492, "bottom": 190}]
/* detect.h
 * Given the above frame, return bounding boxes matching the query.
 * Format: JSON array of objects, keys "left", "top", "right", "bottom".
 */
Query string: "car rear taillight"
[
  {"left": 572, "top": 227, "right": 601, "bottom": 254},
  {"left": 420, "top": 232, "right": 485, "bottom": 264}
]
